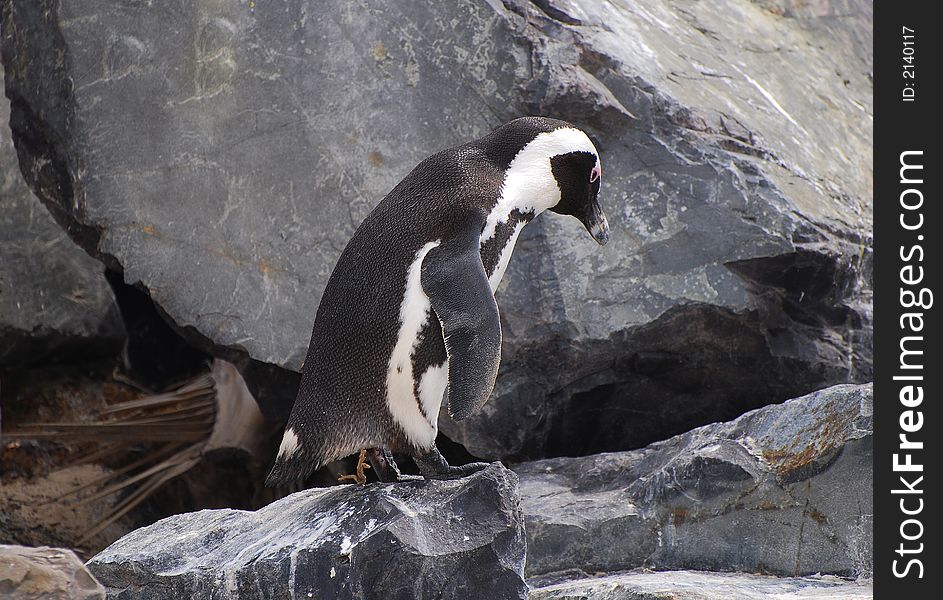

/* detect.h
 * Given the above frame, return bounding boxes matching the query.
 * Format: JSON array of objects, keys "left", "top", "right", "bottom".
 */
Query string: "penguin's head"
[
  {"left": 485, "top": 117, "right": 609, "bottom": 246},
  {"left": 547, "top": 146, "right": 608, "bottom": 246}
]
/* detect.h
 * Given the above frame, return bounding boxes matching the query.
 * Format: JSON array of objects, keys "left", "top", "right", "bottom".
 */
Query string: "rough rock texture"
[
  {"left": 87, "top": 464, "right": 527, "bottom": 600},
  {"left": 0, "top": 62, "right": 124, "bottom": 367},
  {"left": 2, "top": 0, "right": 872, "bottom": 457},
  {"left": 515, "top": 383, "right": 873, "bottom": 578},
  {"left": 528, "top": 570, "right": 872, "bottom": 600},
  {"left": 0, "top": 544, "right": 105, "bottom": 600},
  {"left": 750, "top": 0, "right": 873, "bottom": 71}
]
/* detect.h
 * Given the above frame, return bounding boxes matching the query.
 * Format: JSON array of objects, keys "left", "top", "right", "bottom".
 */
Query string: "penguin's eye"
[{"left": 590, "top": 165, "right": 601, "bottom": 183}]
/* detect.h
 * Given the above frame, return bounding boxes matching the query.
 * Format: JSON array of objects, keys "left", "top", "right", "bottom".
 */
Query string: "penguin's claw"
[
  {"left": 423, "top": 461, "right": 491, "bottom": 480},
  {"left": 413, "top": 445, "right": 491, "bottom": 480},
  {"left": 337, "top": 449, "right": 371, "bottom": 485}
]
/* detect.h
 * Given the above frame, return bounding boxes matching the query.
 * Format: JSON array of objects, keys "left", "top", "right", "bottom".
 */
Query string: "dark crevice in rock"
[
  {"left": 435, "top": 431, "right": 483, "bottom": 468},
  {"left": 534, "top": 305, "right": 828, "bottom": 459},
  {"left": 104, "top": 269, "right": 209, "bottom": 392},
  {"left": 727, "top": 246, "right": 872, "bottom": 381},
  {"left": 107, "top": 264, "right": 301, "bottom": 421},
  {"left": 726, "top": 248, "right": 864, "bottom": 326},
  {"left": 501, "top": 0, "right": 529, "bottom": 20},
  {"left": 529, "top": 0, "right": 582, "bottom": 26},
  {"left": 514, "top": 245, "right": 871, "bottom": 460},
  {"left": 103, "top": 270, "right": 307, "bottom": 475},
  {"left": 123, "top": 285, "right": 303, "bottom": 420}
]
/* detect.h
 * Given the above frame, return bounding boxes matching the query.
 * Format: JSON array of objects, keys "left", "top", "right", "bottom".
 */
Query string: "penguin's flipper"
[{"left": 421, "top": 225, "right": 502, "bottom": 421}]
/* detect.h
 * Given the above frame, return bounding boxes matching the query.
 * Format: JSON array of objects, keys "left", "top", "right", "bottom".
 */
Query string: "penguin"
[{"left": 266, "top": 116, "right": 608, "bottom": 486}]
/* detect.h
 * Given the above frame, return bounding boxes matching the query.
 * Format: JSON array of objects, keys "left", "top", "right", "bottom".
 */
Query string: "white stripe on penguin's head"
[{"left": 481, "top": 127, "right": 600, "bottom": 244}]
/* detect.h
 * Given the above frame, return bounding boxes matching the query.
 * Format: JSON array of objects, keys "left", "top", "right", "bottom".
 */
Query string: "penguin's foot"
[
  {"left": 431, "top": 462, "right": 491, "bottom": 480},
  {"left": 337, "top": 449, "right": 371, "bottom": 485},
  {"left": 413, "top": 445, "right": 490, "bottom": 480},
  {"left": 367, "top": 448, "right": 423, "bottom": 483}
]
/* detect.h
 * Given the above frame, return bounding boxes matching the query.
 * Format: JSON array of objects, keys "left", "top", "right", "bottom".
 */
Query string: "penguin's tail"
[
  {"left": 265, "top": 460, "right": 312, "bottom": 487},
  {"left": 264, "top": 426, "right": 321, "bottom": 487}
]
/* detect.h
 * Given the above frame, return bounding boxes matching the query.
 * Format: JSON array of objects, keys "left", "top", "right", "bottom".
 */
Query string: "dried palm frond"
[{"left": 5, "top": 359, "right": 267, "bottom": 544}]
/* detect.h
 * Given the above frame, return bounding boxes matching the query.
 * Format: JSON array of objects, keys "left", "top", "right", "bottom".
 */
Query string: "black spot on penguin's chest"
[{"left": 480, "top": 209, "right": 535, "bottom": 277}]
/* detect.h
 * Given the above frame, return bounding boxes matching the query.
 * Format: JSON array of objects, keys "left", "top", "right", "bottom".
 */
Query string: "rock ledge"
[{"left": 88, "top": 464, "right": 526, "bottom": 600}]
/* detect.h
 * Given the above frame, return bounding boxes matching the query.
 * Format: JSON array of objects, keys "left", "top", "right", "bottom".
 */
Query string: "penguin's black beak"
[{"left": 581, "top": 200, "right": 610, "bottom": 246}]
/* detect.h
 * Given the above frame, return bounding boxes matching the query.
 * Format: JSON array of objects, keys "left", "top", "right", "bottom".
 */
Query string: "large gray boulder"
[
  {"left": 515, "top": 383, "right": 872, "bottom": 578},
  {"left": 87, "top": 464, "right": 527, "bottom": 600},
  {"left": 528, "top": 570, "right": 872, "bottom": 600},
  {"left": 2, "top": 0, "right": 871, "bottom": 457},
  {"left": 0, "top": 544, "right": 105, "bottom": 600},
  {"left": 1, "top": 62, "right": 124, "bottom": 367}
]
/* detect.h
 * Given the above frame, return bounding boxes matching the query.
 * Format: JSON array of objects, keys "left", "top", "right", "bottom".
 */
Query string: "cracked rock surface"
[
  {"left": 514, "top": 383, "right": 873, "bottom": 578},
  {"left": 87, "top": 464, "right": 527, "bottom": 600},
  {"left": 1, "top": 62, "right": 124, "bottom": 367},
  {"left": 0, "top": 544, "right": 105, "bottom": 600},
  {"left": 2, "top": 0, "right": 871, "bottom": 458},
  {"left": 528, "top": 570, "right": 872, "bottom": 600}
]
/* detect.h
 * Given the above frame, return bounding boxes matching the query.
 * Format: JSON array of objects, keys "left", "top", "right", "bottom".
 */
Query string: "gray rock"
[
  {"left": 87, "top": 464, "right": 527, "bottom": 600},
  {"left": 0, "top": 62, "right": 124, "bottom": 367},
  {"left": 0, "top": 544, "right": 105, "bottom": 600},
  {"left": 515, "top": 383, "right": 872, "bottom": 578},
  {"left": 528, "top": 570, "right": 872, "bottom": 600},
  {"left": 2, "top": 0, "right": 871, "bottom": 457},
  {"left": 748, "top": 0, "right": 873, "bottom": 71}
]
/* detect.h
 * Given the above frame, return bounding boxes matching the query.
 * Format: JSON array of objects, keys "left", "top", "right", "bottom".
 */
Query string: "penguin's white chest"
[{"left": 385, "top": 241, "right": 445, "bottom": 449}]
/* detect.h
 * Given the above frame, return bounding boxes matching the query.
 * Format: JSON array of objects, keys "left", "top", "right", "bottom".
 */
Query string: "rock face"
[
  {"left": 2, "top": 0, "right": 872, "bottom": 458},
  {"left": 515, "top": 383, "right": 873, "bottom": 578},
  {"left": 0, "top": 62, "right": 124, "bottom": 367},
  {"left": 528, "top": 570, "right": 872, "bottom": 600},
  {"left": 87, "top": 464, "right": 527, "bottom": 600},
  {"left": 0, "top": 544, "right": 105, "bottom": 600},
  {"left": 750, "top": 0, "right": 873, "bottom": 72}
]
